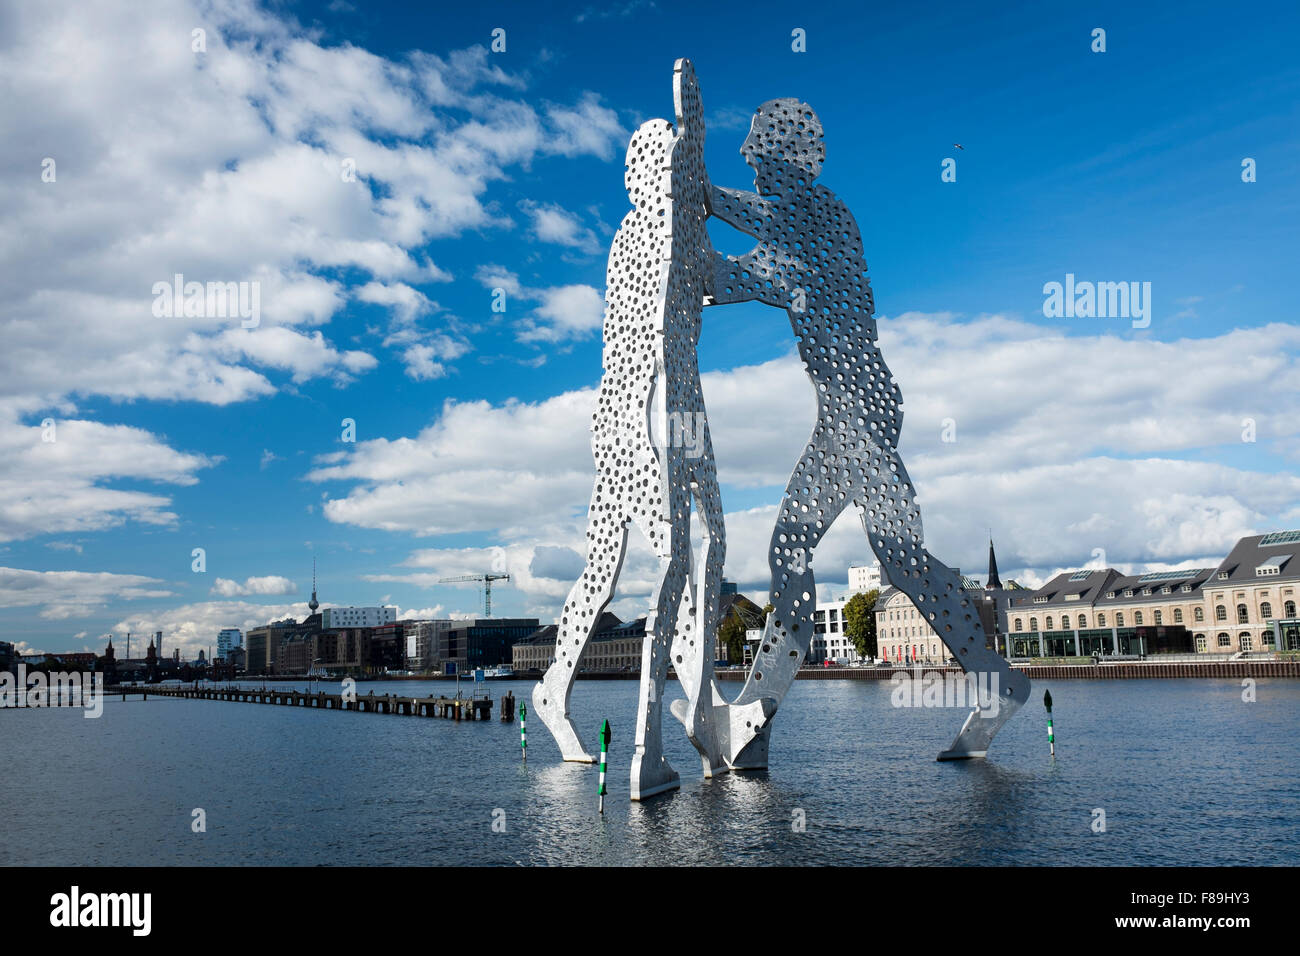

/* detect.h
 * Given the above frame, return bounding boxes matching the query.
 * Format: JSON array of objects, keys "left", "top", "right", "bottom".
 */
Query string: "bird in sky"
[{"left": 953, "top": 143, "right": 965, "bottom": 150}]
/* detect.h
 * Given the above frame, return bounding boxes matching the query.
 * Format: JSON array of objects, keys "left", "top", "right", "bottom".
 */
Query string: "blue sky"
[{"left": 2, "top": 0, "right": 1298, "bottom": 655}]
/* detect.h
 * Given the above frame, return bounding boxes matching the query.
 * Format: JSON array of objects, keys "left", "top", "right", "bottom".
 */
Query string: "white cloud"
[
  {"left": 0, "top": 0, "right": 623, "bottom": 416},
  {"left": 400, "top": 337, "right": 473, "bottom": 381},
  {"left": 111, "top": 599, "right": 313, "bottom": 659},
  {"left": 210, "top": 575, "right": 298, "bottom": 597},
  {"left": 518, "top": 200, "right": 602, "bottom": 254},
  {"left": 398, "top": 605, "right": 444, "bottom": 620},
  {"left": 0, "top": 567, "right": 172, "bottom": 620},
  {"left": 474, "top": 266, "right": 604, "bottom": 345},
  {"left": 311, "top": 313, "right": 1300, "bottom": 617},
  {"left": 0, "top": 413, "right": 215, "bottom": 542}
]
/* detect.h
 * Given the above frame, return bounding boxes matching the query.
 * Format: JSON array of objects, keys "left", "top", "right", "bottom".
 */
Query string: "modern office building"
[
  {"left": 244, "top": 618, "right": 299, "bottom": 675},
  {"left": 217, "top": 628, "right": 241, "bottom": 660},
  {"left": 321, "top": 606, "right": 397, "bottom": 629},
  {"left": 407, "top": 620, "right": 453, "bottom": 670},
  {"left": 435, "top": 617, "right": 539, "bottom": 673},
  {"left": 811, "top": 596, "right": 860, "bottom": 664}
]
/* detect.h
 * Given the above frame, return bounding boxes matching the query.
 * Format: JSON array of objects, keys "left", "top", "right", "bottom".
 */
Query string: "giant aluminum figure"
[
  {"left": 704, "top": 99, "right": 1031, "bottom": 766},
  {"left": 531, "top": 60, "right": 765, "bottom": 800}
]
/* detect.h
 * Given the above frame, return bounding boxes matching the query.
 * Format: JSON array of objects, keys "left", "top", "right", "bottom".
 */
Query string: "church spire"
[
  {"left": 987, "top": 537, "right": 1003, "bottom": 590},
  {"left": 309, "top": 558, "right": 319, "bottom": 614}
]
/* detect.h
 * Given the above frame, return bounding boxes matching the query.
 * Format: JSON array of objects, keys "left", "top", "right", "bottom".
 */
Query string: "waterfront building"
[
  {"left": 807, "top": 563, "right": 886, "bottom": 663},
  {"left": 876, "top": 575, "right": 990, "bottom": 664},
  {"left": 512, "top": 613, "right": 644, "bottom": 673},
  {"left": 811, "top": 596, "right": 860, "bottom": 664},
  {"left": 321, "top": 606, "right": 397, "bottom": 629},
  {"left": 216, "top": 628, "right": 241, "bottom": 660},
  {"left": 365, "top": 621, "right": 407, "bottom": 673},
  {"left": 245, "top": 618, "right": 299, "bottom": 675},
  {"left": 1004, "top": 530, "right": 1300, "bottom": 656},
  {"left": 407, "top": 620, "right": 453, "bottom": 670},
  {"left": 437, "top": 617, "right": 540, "bottom": 673}
]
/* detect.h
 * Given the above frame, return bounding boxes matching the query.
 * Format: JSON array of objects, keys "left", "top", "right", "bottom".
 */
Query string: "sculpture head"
[
  {"left": 624, "top": 119, "right": 675, "bottom": 204},
  {"left": 740, "top": 98, "right": 824, "bottom": 192}
]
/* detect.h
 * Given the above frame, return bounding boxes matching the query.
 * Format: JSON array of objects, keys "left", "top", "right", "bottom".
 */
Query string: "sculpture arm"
[
  {"left": 705, "top": 249, "right": 786, "bottom": 309},
  {"left": 707, "top": 185, "right": 767, "bottom": 239}
]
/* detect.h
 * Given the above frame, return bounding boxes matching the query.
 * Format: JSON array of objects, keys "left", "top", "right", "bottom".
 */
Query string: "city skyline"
[{"left": 3, "top": 0, "right": 1299, "bottom": 657}]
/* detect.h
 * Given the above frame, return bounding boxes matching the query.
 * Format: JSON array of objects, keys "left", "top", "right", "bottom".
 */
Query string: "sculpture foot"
[
  {"left": 669, "top": 697, "right": 728, "bottom": 777},
  {"left": 723, "top": 698, "right": 776, "bottom": 769},
  {"left": 629, "top": 751, "right": 679, "bottom": 801},
  {"left": 531, "top": 680, "right": 594, "bottom": 763},
  {"left": 936, "top": 668, "right": 1030, "bottom": 760}
]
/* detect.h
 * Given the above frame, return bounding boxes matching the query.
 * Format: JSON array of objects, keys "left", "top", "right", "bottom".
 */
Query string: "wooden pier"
[{"left": 109, "top": 685, "right": 493, "bottom": 719}]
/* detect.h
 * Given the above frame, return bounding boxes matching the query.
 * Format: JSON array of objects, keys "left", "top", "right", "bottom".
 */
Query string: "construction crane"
[{"left": 439, "top": 573, "right": 511, "bottom": 617}]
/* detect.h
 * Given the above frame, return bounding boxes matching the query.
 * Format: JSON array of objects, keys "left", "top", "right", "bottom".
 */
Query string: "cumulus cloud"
[
  {"left": 517, "top": 200, "right": 602, "bottom": 254},
  {"left": 209, "top": 575, "right": 298, "bottom": 597},
  {"left": 313, "top": 313, "right": 1300, "bottom": 617},
  {"left": 0, "top": 413, "right": 215, "bottom": 542},
  {"left": 0, "top": 0, "right": 624, "bottom": 415},
  {"left": 473, "top": 265, "right": 604, "bottom": 346},
  {"left": 0, "top": 567, "right": 172, "bottom": 620}
]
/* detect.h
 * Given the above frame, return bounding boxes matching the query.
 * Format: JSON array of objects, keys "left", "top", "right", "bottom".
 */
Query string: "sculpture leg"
[
  {"left": 630, "top": 514, "right": 688, "bottom": 800},
  {"left": 532, "top": 504, "right": 630, "bottom": 763},
  {"left": 668, "top": 465, "right": 766, "bottom": 776},
  {"left": 724, "top": 433, "right": 840, "bottom": 769},
  {"left": 856, "top": 444, "right": 1030, "bottom": 758}
]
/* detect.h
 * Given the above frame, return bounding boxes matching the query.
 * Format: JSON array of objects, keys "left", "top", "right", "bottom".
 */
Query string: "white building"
[
  {"left": 806, "top": 565, "right": 885, "bottom": 664},
  {"left": 848, "top": 563, "right": 884, "bottom": 593},
  {"left": 321, "top": 606, "right": 397, "bottom": 630},
  {"left": 217, "top": 628, "right": 241, "bottom": 660},
  {"left": 811, "top": 596, "right": 861, "bottom": 664}
]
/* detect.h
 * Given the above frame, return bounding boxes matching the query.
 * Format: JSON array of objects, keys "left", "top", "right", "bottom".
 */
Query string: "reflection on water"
[{"left": 2, "top": 677, "right": 1296, "bottom": 865}]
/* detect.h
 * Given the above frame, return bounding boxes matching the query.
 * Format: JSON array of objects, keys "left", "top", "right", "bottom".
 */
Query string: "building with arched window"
[{"left": 1005, "top": 531, "right": 1300, "bottom": 655}]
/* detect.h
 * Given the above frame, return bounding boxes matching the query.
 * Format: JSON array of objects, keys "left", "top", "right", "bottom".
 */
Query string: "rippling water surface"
[{"left": 2, "top": 677, "right": 1296, "bottom": 865}]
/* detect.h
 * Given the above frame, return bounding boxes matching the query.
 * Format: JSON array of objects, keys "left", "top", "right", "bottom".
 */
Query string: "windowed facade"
[{"left": 1004, "top": 537, "right": 1300, "bottom": 656}]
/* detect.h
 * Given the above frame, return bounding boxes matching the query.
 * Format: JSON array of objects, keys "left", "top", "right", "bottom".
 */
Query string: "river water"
[{"left": 2, "top": 677, "right": 1296, "bottom": 865}]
